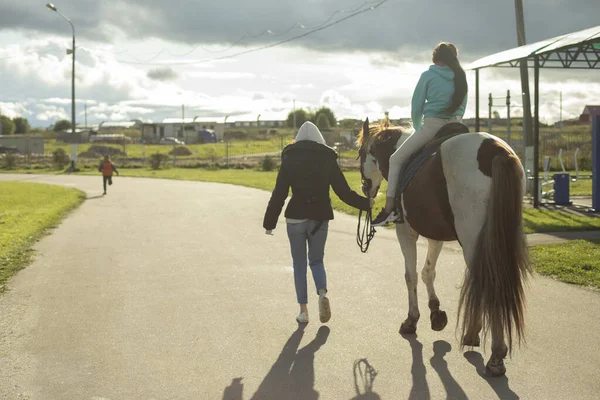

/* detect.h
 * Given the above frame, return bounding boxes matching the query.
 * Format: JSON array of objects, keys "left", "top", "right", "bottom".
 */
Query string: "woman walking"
[
  {"left": 263, "top": 122, "right": 373, "bottom": 324},
  {"left": 98, "top": 155, "right": 119, "bottom": 195}
]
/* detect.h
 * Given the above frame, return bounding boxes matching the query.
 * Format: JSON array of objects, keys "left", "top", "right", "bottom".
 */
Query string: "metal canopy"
[
  {"left": 467, "top": 25, "right": 600, "bottom": 70},
  {"left": 467, "top": 25, "right": 600, "bottom": 208}
]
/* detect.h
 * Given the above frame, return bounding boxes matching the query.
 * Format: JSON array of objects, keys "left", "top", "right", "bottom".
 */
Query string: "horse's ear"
[{"left": 363, "top": 118, "right": 370, "bottom": 138}]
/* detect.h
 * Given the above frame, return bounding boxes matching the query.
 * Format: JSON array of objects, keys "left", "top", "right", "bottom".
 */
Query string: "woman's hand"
[{"left": 265, "top": 229, "right": 274, "bottom": 235}]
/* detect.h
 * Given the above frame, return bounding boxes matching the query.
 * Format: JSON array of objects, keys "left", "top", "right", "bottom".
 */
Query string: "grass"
[
  {"left": 0, "top": 182, "right": 85, "bottom": 292},
  {"left": 44, "top": 138, "right": 291, "bottom": 160},
  {"left": 3, "top": 166, "right": 599, "bottom": 234},
  {"left": 530, "top": 240, "right": 600, "bottom": 289}
]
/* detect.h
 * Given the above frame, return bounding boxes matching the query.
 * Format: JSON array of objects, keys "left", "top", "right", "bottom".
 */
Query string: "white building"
[
  {"left": 0, "top": 135, "right": 44, "bottom": 154},
  {"left": 142, "top": 118, "right": 225, "bottom": 144}
]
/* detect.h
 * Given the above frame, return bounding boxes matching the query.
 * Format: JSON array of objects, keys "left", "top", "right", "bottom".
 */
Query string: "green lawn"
[
  {"left": 3, "top": 167, "right": 599, "bottom": 234},
  {"left": 530, "top": 240, "right": 600, "bottom": 289},
  {"left": 44, "top": 138, "right": 290, "bottom": 160},
  {"left": 0, "top": 182, "right": 85, "bottom": 292}
]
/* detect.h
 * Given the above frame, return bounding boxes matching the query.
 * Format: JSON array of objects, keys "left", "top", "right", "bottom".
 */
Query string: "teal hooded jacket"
[{"left": 411, "top": 65, "right": 468, "bottom": 131}]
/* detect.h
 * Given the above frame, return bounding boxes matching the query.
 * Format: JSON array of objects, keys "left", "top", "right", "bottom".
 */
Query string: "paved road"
[{"left": 1, "top": 174, "right": 599, "bottom": 400}]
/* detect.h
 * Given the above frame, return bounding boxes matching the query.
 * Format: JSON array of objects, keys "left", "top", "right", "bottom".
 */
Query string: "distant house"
[
  {"left": 98, "top": 120, "right": 143, "bottom": 131},
  {"left": 580, "top": 105, "right": 600, "bottom": 123},
  {"left": 142, "top": 118, "right": 225, "bottom": 144},
  {"left": 0, "top": 135, "right": 44, "bottom": 154}
]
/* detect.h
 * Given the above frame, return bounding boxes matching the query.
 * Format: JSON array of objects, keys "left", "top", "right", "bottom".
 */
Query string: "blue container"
[{"left": 553, "top": 173, "right": 571, "bottom": 205}]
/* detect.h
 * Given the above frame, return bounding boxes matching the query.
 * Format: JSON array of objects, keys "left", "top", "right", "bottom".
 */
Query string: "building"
[
  {"left": 0, "top": 135, "right": 44, "bottom": 154},
  {"left": 142, "top": 118, "right": 225, "bottom": 144},
  {"left": 580, "top": 105, "right": 600, "bottom": 123},
  {"left": 98, "top": 120, "right": 143, "bottom": 132}
]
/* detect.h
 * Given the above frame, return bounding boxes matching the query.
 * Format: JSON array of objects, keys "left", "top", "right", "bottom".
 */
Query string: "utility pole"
[
  {"left": 293, "top": 99, "right": 297, "bottom": 135},
  {"left": 515, "top": 0, "right": 534, "bottom": 190},
  {"left": 181, "top": 104, "right": 185, "bottom": 141},
  {"left": 560, "top": 91, "right": 563, "bottom": 130},
  {"left": 488, "top": 93, "right": 493, "bottom": 134},
  {"left": 85, "top": 104, "right": 87, "bottom": 129},
  {"left": 507, "top": 90, "right": 511, "bottom": 147}
]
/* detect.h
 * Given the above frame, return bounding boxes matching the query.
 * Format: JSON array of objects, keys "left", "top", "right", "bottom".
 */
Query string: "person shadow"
[
  {"left": 350, "top": 358, "right": 381, "bottom": 400},
  {"left": 430, "top": 341, "right": 468, "bottom": 400},
  {"left": 222, "top": 377, "right": 244, "bottom": 400},
  {"left": 463, "top": 351, "right": 520, "bottom": 399},
  {"left": 401, "top": 334, "right": 431, "bottom": 400},
  {"left": 246, "top": 324, "right": 330, "bottom": 400}
]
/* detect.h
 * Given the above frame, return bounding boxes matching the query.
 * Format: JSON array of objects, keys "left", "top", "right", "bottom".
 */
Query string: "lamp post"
[
  {"left": 46, "top": 3, "right": 76, "bottom": 167},
  {"left": 257, "top": 114, "right": 261, "bottom": 135}
]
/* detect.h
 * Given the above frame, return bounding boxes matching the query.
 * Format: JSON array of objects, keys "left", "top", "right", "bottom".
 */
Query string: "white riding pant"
[{"left": 386, "top": 116, "right": 461, "bottom": 198}]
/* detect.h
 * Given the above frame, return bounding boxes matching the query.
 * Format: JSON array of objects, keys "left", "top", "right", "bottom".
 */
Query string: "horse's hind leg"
[
  {"left": 422, "top": 239, "right": 447, "bottom": 331},
  {"left": 396, "top": 223, "right": 420, "bottom": 334},
  {"left": 486, "top": 321, "right": 508, "bottom": 376}
]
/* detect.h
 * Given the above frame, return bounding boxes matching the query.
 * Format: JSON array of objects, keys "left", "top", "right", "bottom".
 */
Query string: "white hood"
[{"left": 295, "top": 121, "right": 326, "bottom": 145}]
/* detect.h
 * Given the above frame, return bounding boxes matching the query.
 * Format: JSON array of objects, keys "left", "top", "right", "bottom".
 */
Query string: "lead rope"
[{"left": 357, "top": 205, "right": 376, "bottom": 253}]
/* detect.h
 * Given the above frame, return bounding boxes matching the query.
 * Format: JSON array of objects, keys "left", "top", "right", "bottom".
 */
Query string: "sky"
[{"left": 0, "top": 0, "right": 599, "bottom": 127}]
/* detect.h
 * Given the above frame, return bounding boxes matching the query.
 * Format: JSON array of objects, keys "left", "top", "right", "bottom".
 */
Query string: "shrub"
[
  {"left": 149, "top": 153, "right": 170, "bottom": 170},
  {"left": 169, "top": 146, "right": 192, "bottom": 156},
  {"left": 2, "top": 154, "right": 17, "bottom": 170},
  {"left": 52, "top": 148, "right": 70, "bottom": 169},
  {"left": 260, "top": 155, "right": 277, "bottom": 172}
]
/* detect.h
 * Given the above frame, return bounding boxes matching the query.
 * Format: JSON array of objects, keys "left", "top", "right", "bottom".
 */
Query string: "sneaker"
[
  {"left": 371, "top": 208, "right": 399, "bottom": 226},
  {"left": 296, "top": 312, "right": 309, "bottom": 324},
  {"left": 319, "top": 296, "right": 331, "bottom": 323}
]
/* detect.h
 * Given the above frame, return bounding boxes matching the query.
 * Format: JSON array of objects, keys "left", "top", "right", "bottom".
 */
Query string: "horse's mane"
[{"left": 355, "top": 122, "right": 411, "bottom": 148}]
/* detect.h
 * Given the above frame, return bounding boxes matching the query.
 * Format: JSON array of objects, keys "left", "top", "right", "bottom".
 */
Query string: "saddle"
[{"left": 395, "top": 122, "right": 470, "bottom": 222}]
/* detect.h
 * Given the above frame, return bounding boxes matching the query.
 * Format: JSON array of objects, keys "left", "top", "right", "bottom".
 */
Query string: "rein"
[{"left": 356, "top": 206, "right": 376, "bottom": 253}]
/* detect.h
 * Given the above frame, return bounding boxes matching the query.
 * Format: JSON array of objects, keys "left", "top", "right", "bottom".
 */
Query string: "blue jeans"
[{"left": 286, "top": 220, "right": 329, "bottom": 304}]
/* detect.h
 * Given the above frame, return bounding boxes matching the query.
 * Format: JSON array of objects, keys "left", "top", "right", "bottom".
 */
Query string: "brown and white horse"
[{"left": 357, "top": 119, "right": 531, "bottom": 376}]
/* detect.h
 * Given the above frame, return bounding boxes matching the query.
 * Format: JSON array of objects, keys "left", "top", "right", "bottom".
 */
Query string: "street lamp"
[{"left": 46, "top": 3, "right": 77, "bottom": 167}]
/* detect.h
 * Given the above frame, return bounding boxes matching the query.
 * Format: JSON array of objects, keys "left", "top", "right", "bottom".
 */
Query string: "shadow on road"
[
  {"left": 223, "top": 377, "right": 244, "bottom": 400},
  {"left": 85, "top": 195, "right": 105, "bottom": 200},
  {"left": 430, "top": 340, "right": 468, "bottom": 400},
  {"left": 350, "top": 358, "right": 381, "bottom": 400},
  {"left": 401, "top": 333, "right": 431, "bottom": 400},
  {"left": 224, "top": 324, "right": 330, "bottom": 400},
  {"left": 464, "top": 351, "right": 520, "bottom": 400}
]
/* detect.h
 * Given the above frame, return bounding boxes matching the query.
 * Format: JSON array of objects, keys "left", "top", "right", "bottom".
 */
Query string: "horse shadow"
[
  {"left": 463, "top": 351, "right": 520, "bottom": 400},
  {"left": 227, "top": 324, "right": 329, "bottom": 400},
  {"left": 401, "top": 334, "right": 431, "bottom": 400},
  {"left": 430, "top": 341, "right": 468, "bottom": 400}
]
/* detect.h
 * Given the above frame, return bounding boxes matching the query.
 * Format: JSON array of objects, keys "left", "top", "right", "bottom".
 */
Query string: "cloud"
[
  {"left": 1, "top": 0, "right": 597, "bottom": 60},
  {"left": 147, "top": 67, "right": 178, "bottom": 81}
]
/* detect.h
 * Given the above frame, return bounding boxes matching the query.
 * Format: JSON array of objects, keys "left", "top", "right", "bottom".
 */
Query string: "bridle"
[{"left": 356, "top": 120, "right": 377, "bottom": 253}]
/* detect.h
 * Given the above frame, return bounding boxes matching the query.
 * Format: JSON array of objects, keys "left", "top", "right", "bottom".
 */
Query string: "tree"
[
  {"left": 53, "top": 119, "right": 72, "bottom": 132},
  {"left": 313, "top": 106, "right": 336, "bottom": 128},
  {"left": 339, "top": 118, "right": 360, "bottom": 130},
  {"left": 493, "top": 111, "right": 501, "bottom": 120},
  {"left": 13, "top": 117, "right": 30, "bottom": 134},
  {"left": 286, "top": 109, "right": 310, "bottom": 129},
  {"left": 316, "top": 113, "right": 331, "bottom": 131},
  {"left": 0, "top": 115, "right": 16, "bottom": 135}
]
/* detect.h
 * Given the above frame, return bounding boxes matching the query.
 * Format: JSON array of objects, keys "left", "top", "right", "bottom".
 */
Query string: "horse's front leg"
[
  {"left": 396, "top": 223, "right": 420, "bottom": 334},
  {"left": 422, "top": 239, "right": 447, "bottom": 331}
]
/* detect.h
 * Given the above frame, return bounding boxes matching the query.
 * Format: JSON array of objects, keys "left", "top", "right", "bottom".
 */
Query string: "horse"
[{"left": 356, "top": 118, "right": 531, "bottom": 376}]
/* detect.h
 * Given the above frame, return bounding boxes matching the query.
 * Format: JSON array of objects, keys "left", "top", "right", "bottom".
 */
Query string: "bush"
[
  {"left": 169, "top": 146, "right": 192, "bottom": 156},
  {"left": 2, "top": 154, "right": 17, "bottom": 170},
  {"left": 149, "top": 152, "right": 170, "bottom": 170},
  {"left": 260, "top": 155, "right": 277, "bottom": 172},
  {"left": 52, "top": 148, "right": 70, "bottom": 169}
]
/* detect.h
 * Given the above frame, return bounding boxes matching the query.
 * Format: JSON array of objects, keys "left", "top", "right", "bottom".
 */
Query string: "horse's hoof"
[
  {"left": 462, "top": 334, "right": 480, "bottom": 347},
  {"left": 485, "top": 359, "right": 506, "bottom": 377},
  {"left": 430, "top": 310, "right": 448, "bottom": 332},
  {"left": 399, "top": 319, "right": 417, "bottom": 334}
]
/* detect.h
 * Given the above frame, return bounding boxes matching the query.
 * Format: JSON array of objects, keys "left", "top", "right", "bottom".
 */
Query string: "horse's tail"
[{"left": 458, "top": 152, "right": 532, "bottom": 354}]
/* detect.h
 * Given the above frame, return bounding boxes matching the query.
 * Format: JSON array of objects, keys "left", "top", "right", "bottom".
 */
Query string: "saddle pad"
[{"left": 396, "top": 122, "right": 470, "bottom": 197}]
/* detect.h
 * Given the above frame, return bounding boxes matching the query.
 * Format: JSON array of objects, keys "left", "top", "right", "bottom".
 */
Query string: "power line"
[{"left": 112, "top": 0, "right": 389, "bottom": 66}]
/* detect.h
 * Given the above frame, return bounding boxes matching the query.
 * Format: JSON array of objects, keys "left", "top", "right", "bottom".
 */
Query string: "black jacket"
[{"left": 263, "top": 141, "right": 370, "bottom": 230}]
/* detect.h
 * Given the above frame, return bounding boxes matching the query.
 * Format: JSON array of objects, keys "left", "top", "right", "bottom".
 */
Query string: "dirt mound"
[
  {"left": 169, "top": 146, "right": 192, "bottom": 156},
  {"left": 79, "top": 145, "right": 127, "bottom": 158}
]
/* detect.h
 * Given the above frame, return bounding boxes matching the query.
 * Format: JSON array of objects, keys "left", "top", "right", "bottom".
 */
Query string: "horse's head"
[
  {"left": 357, "top": 118, "right": 383, "bottom": 199},
  {"left": 357, "top": 118, "right": 410, "bottom": 199}
]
